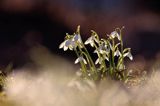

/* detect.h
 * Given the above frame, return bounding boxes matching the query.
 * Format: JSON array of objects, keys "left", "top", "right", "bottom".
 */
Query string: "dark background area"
[{"left": 0, "top": 0, "right": 160, "bottom": 69}]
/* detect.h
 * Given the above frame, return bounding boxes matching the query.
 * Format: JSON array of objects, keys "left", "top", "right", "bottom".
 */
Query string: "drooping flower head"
[
  {"left": 124, "top": 52, "right": 133, "bottom": 60},
  {"left": 108, "top": 31, "right": 120, "bottom": 40},
  {"left": 73, "top": 33, "right": 82, "bottom": 44},
  {"left": 84, "top": 30, "right": 99, "bottom": 47},
  {"left": 84, "top": 36, "right": 95, "bottom": 47},
  {"left": 75, "top": 56, "right": 87, "bottom": 64}
]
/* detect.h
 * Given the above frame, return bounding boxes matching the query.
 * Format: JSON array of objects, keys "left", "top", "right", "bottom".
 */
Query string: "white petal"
[
  {"left": 124, "top": 52, "right": 133, "bottom": 60},
  {"left": 63, "top": 46, "right": 68, "bottom": 51},
  {"left": 104, "top": 56, "right": 109, "bottom": 61},
  {"left": 110, "top": 31, "right": 117, "bottom": 38},
  {"left": 95, "top": 58, "right": 99, "bottom": 64},
  {"left": 123, "top": 52, "right": 128, "bottom": 57},
  {"left": 90, "top": 42, "right": 94, "bottom": 47},
  {"left": 78, "top": 36, "right": 82, "bottom": 43},
  {"left": 74, "top": 58, "right": 80, "bottom": 64},
  {"left": 128, "top": 53, "right": 133, "bottom": 60},
  {"left": 59, "top": 41, "right": 65, "bottom": 49},
  {"left": 93, "top": 50, "right": 98, "bottom": 54},
  {"left": 117, "top": 33, "right": 121, "bottom": 40},
  {"left": 84, "top": 39, "right": 90, "bottom": 45},
  {"left": 84, "top": 37, "right": 92, "bottom": 44},
  {"left": 114, "top": 50, "right": 121, "bottom": 56},
  {"left": 99, "top": 49, "right": 104, "bottom": 54}
]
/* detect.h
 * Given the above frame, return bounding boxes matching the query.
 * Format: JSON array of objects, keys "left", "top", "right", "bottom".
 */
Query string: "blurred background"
[{"left": 0, "top": 0, "right": 160, "bottom": 69}]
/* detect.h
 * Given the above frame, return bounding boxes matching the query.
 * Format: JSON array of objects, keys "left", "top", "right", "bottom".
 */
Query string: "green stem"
[
  {"left": 81, "top": 51, "right": 92, "bottom": 72},
  {"left": 109, "top": 54, "right": 112, "bottom": 76},
  {"left": 78, "top": 33, "right": 97, "bottom": 74},
  {"left": 120, "top": 29, "right": 124, "bottom": 70},
  {"left": 112, "top": 39, "right": 115, "bottom": 72},
  {"left": 94, "top": 43, "right": 107, "bottom": 73},
  {"left": 74, "top": 48, "right": 87, "bottom": 76},
  {"left": 83, "top": 45, "right": 97, "bottom": 73}
]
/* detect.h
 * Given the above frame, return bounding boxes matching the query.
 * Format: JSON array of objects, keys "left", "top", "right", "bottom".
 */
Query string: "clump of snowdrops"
[{"left": 59, "top": 26, "right": 133, "bottom": 82}]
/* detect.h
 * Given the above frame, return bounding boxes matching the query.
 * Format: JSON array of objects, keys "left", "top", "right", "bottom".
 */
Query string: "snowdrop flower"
[
  {"left": 114, "top": 49, "right": 121, "bottom": 57},
  {"left": 100, "top": 44, "right": 110, "bottom": 54},
  {"left": 75, "top": 56, "right": 87, "bottom": 64},
  {"left": 94, "top": 43, "right": 110, "bottom": 55},
  {"left": 95, "top": 57, "right": 103, "bottom": 65},
  {"left": 108, "top": 31, "right": 120, "bottom": 40},
  {"left": 84, "top": 36, "right": 98, "bottom": 47},
  {"left": 73, "top": 34, "right": 82, "bottom": 44},
  {"left": 95, "top": 55, "right": 109, "bottom": 65},
  {"left": 59, "top": 39, "right": 75, "bottom": 51},
  {"left": 124, "top": 52, "right": 133, "bottom": 60},
  {"left": 85, "top": 36, "right": 94, "bottom": 47}
]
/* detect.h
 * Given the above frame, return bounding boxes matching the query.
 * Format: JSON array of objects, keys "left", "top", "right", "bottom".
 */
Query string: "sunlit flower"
[
  {"left": 59, "top": 39, "right": 75, "bottom": 51},
  {"left": 95, "top": 55, "right": 109, "bottom": 65},
  {"left": 95, "top": 57, "right": 102, "bottom": 65},
  {"left": 85, "top": 36, "right": 94, "bottom": 47},
  {"left": 124, "top": 52, "right": 133, "bottom": 60},
  {"left": 114, "top": 49, "right": 121, "bottom": 57},
  {"left": 94, "top": 43, "right": 110, "bottom": 55},
  {"left": 99, "top": 44, "right": 110, "bottom": 54},
  {"left": 75, "top": 56, "right": 87, "bottom": 64},
  {"left": 84, "top": 36, "right": 98, "bottom": 47},
  {"left": 73, "top": 34, "right": 82, "bottom": 44},
  {"left": 108, "top": 31, "right": 120, "bottom": 40}
]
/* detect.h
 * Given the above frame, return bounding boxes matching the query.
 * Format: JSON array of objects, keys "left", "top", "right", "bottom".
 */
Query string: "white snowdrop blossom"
[
  {"left": 108, "top": 31, "right": 120, "bottom": 40},
  {"left": 99, "top": 44, "right": 110, "bottom": 54},
  {"left": 59, "top": 40, "right": 68, "bottom": 51},
  {"left": 85, "top": 36, "right": 94, "bottom": 47},
  {"left": 95, "top": 55, "right": 109, "bottom": 65},
  {"left": 75, "top": 56, "right": 87, "bottom": 64},
  {"left": 95, "top": 57, "right": 102, "bottom": 65},
  {"left": 114, "top": 49, "right": 121, "bottom": 57},
  {"left": 103, "top": 55, "right": 109, "bottom": 61},
  {"left": 124, "top": 52, "right": 133, "bottom": 60},
  {"left": 73, "top": 34, "right": 82, "bottom": 44},
  {"left": 59, "top": 39, "right": 75, "bottom": 51},
  {"left": 94, "top": 43, "right": 110, "bottom": 55},
  {"left": 84, "top": 36, "right": 98, "bottom": 47}
]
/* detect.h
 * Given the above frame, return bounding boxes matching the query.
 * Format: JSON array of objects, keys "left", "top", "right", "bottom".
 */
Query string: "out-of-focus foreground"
[{"left": 0, "top": 46, "right": 160, "bottom": 106}]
